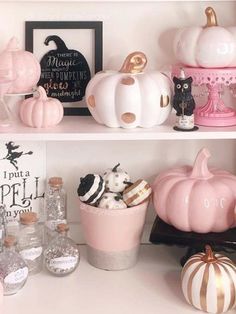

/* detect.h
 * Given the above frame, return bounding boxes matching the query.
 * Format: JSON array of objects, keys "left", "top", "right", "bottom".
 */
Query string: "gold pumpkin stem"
[
  {"left": 205, "top": 7, "right": 218, "bottom": 27},
  {"left": 202, "top": 245, "right": 217, "bottom": 263},
  {"left": 119, "top": 52, "right": 147, "bottom": 74}
]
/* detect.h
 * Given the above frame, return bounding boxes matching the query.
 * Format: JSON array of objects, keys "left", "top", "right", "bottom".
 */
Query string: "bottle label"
[
  {"left": 49, "top": 256, "right": 78, "bottom": 270},
  {"left": 4, "top": 267, "right": 28, "bottom": 285},
  {"left": 20, "top": 247, "right": 43, "bottom": 261},
  {"left": 45, "top": 219, "right": 67, "bottom": 231}
]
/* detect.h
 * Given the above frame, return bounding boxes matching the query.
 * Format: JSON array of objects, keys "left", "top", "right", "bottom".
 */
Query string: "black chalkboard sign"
[
  {"left": 38, "top": 35, "right": 91, "bottom": 103},
  {"left": 25, "top": 21, "right": 103, "bottom": 115}
]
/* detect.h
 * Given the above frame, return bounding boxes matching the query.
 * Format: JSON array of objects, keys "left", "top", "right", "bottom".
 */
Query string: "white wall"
[{"left": 1, "top": 1, "right": 236, "bottom": 241}]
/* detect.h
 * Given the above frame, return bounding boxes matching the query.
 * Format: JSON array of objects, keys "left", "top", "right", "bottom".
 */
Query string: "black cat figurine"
[{"left": 172, "top": 69, "right": 198, "bottom": 131}]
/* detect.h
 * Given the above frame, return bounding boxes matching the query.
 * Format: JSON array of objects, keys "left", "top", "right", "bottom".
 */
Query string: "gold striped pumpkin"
[
  {"left": 123, "top": 179, "right": 152, "bottom": 207},
  {"left": 181, "top": 246, "right": 236, "bottom": 313}
]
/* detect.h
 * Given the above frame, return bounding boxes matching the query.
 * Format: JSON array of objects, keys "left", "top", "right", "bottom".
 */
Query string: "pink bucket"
[
  {"left": 0, "top": 281, "right": 3, "bottom": 312},
  {"left": 79, "top": 200, "right": 148, "bottom": 270}
]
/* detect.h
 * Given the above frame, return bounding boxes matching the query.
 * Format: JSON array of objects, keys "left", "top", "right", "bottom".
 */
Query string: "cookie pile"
[{"left": 77, "top": 163, "right": 152, "bottom": 209}]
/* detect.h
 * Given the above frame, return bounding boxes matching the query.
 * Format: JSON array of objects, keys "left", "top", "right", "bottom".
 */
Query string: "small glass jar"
[
  {"left": 17, "top": 212, "right": 43, "bottom": 275},
  {"left": 44, "top": 177, "right": 67, "bottom": 244},
  {"left": 0, "top": 204, "right": 6, "bottom": 253},
  {"left": 44, "top": 224, "right": 80, "bottom": 276},
  {"left": 0, "top": 236, "right": 28, "bottom": 295}
]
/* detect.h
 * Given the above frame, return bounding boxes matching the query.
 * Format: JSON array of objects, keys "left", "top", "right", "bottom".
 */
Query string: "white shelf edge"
[
  {"left": 1, "top": 116, "right": 236, "bottom": 141},
  {"left": 0, "top": 0, "right": 218, "bottom": 2}
]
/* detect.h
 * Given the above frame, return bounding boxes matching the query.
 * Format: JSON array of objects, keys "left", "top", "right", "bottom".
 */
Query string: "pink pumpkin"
[
  {"left": 152, "top": 148, "right": 236, "bottom": 233},
  {"left": 0, "top": 37, "right": 40, "bottom": 93},
  {"left": 20, "top": 86, "right": 64, "bottom": 128}
]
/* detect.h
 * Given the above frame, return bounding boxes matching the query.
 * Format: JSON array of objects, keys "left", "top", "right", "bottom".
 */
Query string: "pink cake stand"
[{"left": 172, "top": 66, "right": 236, "bottom": 127}]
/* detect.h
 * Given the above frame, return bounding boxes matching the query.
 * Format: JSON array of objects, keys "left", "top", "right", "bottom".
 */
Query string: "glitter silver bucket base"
[{"left": 87, "top": 245, "right": 139, "bottom": 271}]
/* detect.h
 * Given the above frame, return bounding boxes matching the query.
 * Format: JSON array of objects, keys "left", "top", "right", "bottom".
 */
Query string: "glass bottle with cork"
[
  {"left": 44, "top": 177, "right": 67, "bottom": 244},
  {"left": 0, "top": 235, "right": 28, "bottom": 295},
  {"left": 0, "top": 204, "right": 6, "bottom": 253},
  {"left": 44, "top": 223, "right": 79, "bottom": 276},
  {"left": 17, "top": 212, "right": 43, "bottom": 275}
]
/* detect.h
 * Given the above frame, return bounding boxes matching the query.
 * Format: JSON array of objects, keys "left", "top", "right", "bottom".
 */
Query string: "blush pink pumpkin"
[
  {"left": 152, "top": 148, "right": 236, "bottom": 233},
  {"left": 19, "top": 86, "right": 64, "bottom": 128},
  {"left": 0, "top": 37, "right": 40, "bottom": 93}
]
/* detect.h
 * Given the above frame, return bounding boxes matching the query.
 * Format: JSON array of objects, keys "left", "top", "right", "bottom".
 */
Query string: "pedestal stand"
[
  {"left": 0, "top": 90, "right": 35, "bottom": 128},
  {"left": 149, "top": 217, "right": 236, "bottom": 266},
  {"left": 172, "top": 66, "right": 236, "bottom": 127}
]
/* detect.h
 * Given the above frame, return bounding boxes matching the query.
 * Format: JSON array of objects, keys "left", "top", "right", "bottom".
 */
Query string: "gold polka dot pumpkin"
[
  {"left": 86, "top": 51, "right": 172, "bottom": 128},
  {"left": 181, "top": 245, "right": 236, "bottom": 313}
]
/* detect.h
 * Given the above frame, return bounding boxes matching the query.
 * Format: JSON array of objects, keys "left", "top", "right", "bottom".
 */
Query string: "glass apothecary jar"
[
  {"left": 0, "top": 236, "right": 28, "bottom": 295},
  {"left": 17, "top": 212, "right": 43, "bottom": 275},
  {"left": 0, "top": 204, "right": 6, "bottom": 253},
  {"left": 44, "top": 177, "right": 67, "bottom": 244},
  {"left": 44, "top": 224, "right": 80, "bottom": 276}
]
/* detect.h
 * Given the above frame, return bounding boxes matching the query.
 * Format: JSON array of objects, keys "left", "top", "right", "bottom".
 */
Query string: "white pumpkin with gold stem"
[
  {"left": 86, "top": 52, "right": 172, "bottom": 128},
  {"left": 174, "top": 7, "right": 236, "bottom": 68},
  {"left": 181, "top": 245, "right": 236, "bottom": 313}
]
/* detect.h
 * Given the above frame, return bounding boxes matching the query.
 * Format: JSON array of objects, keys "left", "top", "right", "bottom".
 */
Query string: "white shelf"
[
  {"left": 0, "top": 0, "right": 208, "bottom": 2},
  {"left": 1, "top": 116, "right": 236, "bottom": 141},
  {"left": 4, "top": 244, "right": 202, "bottom": 314}
]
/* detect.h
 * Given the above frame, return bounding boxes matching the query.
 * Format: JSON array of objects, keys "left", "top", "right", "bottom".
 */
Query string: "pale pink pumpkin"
[
  {"left": 152, "top": 148, "right": 236, "bottom": 233},
  {"left": 19, "top": 86, "right": 64, "bottom": 128},
  {"left": 0, "top": 37, "right": 40, "bottom": 93}
]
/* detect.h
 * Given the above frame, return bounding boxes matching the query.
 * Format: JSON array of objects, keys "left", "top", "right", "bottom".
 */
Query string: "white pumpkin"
[
  {"left": 103, "top": 163, "right": 130, "bottom": 193},
  {"left": 98, "top": 192, "right": 127, "bottom": 210},
  {"left": 182, "top": 246, "right": 236, "bottom": 313},
  {"left": 174, "top": 7, "right": 236, "bottom": 68},
  {"left": 86, "top": 51, "right": 172, "bottom": 128}
]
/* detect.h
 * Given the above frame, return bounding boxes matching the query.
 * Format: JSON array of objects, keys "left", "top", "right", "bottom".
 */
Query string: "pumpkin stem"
[
  {"left": 36, "top": 86, "right": 48, "bottom": 100},
  {"left": 44, "top": 35, "right": 68, "bottom": 51},
  {"left": 125, "top": 181, "right": 133, "bottom": 188},
  {"left": 202, "top": 245, "right": 217, "bottom": 263},
  {"left": 114, "top": 194, "right": 123, "bottom": 201},
  {"left": 190, "top": 148, "right": 213, "bottom": 179},
  {"left": 205, "top": 7, "right": 218, "bottom": 27},
  {"left": 6, "top": 37, "right": 20, "bottom": 52},
  {"left": 119, "top": 52, "right": 147, "bottom": 74},
  {"left": 112, "top": 163, "right": 120, "bottom": 172}
]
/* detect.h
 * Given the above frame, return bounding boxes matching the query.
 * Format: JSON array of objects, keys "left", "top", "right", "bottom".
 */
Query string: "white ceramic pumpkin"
[
  {"left": 103, "top": 163, "right": 130, "bottom": 193},
  {"left": 86, "top": 52, "right": 172, "bottom": 128},
  {"left": 174, "top": 7, "right": 236, "bottom": 68},
  {"left": 98, "top": 192, "right": 127, "bottom": 210},
  {"left": 19, "top": 86, "right": 64, "bottom": 128},
  {"left": 182, "top": 245, "right": 236, "bottom": 313}
]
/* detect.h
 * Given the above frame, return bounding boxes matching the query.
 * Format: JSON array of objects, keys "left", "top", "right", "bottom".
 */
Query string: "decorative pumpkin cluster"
[{"left": 77, "top": 163, "right": 152, "bottom": 209}]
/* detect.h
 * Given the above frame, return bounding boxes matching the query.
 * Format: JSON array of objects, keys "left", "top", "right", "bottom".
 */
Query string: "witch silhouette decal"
[{"left": 1, "top": 142, "right": 33, "bottom": 170}]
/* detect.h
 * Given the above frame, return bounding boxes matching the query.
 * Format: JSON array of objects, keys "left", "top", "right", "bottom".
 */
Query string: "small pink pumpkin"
[
  {"left": 0, "top": 37, "right": 40, "bottom": 93},
  {"left": 152, "top": 148, "right": 236, "bottom": 233},
  {"left": 20, "top": 86, "right": 64, "bottom": 128}
]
